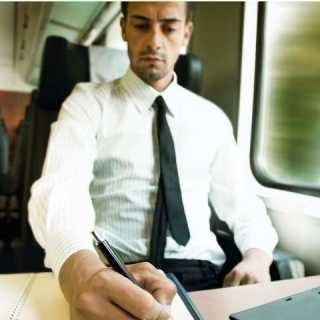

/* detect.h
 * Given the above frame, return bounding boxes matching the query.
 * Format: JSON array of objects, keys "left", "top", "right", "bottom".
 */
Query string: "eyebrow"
[{"left": 130, "top": 15, "right": 182, "bottom": 23}]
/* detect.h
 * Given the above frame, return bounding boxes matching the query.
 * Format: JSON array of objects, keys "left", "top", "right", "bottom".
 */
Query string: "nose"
[{"left": 146, "top": 25, "right": 163, "bottom": 51}]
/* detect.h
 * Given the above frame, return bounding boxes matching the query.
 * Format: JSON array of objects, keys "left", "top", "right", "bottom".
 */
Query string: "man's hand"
[
  {"left": 59, "top": 250, "right": 176, "bottom": 320},
  {"left": 223, "top": 248, "right": 272, "bottom": 287}
]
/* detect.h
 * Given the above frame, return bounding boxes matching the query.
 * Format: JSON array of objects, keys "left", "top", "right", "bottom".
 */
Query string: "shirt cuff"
[
  {"left": 236, "top": 232, "right": 278, "bottom": 260},
  {"left": 45, "top": 231, "right": 97, "bottom": 278}
]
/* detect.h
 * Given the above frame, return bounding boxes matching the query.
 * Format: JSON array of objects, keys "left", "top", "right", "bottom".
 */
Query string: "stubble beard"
[
  {"left": 135, "top": 63, "right": 167, "bottom": 83},
  {"left": 131, "top": 47, "right": 169, "bottom": 84}
]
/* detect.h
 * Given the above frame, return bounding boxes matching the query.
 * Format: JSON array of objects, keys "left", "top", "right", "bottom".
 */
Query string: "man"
[{"left": 29, "top": 2, "right": 278, "bottom": 320}]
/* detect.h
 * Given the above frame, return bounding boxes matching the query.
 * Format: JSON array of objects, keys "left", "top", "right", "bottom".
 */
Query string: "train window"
[{"left": 251, "top": 2, "right": 320, "bottom": 196}]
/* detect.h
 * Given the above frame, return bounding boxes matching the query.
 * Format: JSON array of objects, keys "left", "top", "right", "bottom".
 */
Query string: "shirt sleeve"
[
  {"left": 28, "top": 83, "right": 102, "bottom": 277},
  {"left": 208, "top": 115, "right": 278, "bottom": 259}
]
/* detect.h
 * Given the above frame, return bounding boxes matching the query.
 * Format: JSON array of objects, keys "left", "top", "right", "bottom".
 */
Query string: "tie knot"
[{"left": 153, "top": 96, "right": 166, "bottom": 111}]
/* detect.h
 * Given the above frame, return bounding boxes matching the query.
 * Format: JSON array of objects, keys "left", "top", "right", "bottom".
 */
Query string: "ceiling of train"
[{"left": 7, "top": 2, "right": 120, "bottom": 87}]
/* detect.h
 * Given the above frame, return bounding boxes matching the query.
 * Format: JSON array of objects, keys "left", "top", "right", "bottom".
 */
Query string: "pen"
[{"left": 91, "top": 231, "right": 139, "bottom": 286}]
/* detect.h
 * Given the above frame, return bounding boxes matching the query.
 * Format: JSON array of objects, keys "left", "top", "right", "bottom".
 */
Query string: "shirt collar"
[{"left": 120, "top": 68, "right": 179, "bottom": 116}]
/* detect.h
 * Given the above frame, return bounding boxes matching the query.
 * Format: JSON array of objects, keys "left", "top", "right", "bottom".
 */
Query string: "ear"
[
  {"left": 183, "top": 21, "right": 193, "bottom": 47},
  {"left": 120, "top": 17, "right": 127, "bottom": 42}
]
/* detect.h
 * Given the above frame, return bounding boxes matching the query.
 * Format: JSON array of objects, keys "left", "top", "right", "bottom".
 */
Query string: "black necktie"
[{"left": 150, "top": 96, "right": 190, "bottom": 258}]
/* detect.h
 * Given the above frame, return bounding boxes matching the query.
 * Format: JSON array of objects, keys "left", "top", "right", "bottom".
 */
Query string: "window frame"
[{"left": 250, "top": 2, "right": 320, "bottom": 198}]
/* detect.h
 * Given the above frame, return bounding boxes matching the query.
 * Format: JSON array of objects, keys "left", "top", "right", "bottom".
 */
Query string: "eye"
[
  {"left": 163, "top": 24, "right": 177, "bottom": 34},
  {"left": 134, "top": 24, "right": 149, "bottom": 31},
  {"left": 167, "top": 27, "right": 176, "bottom": 33}
]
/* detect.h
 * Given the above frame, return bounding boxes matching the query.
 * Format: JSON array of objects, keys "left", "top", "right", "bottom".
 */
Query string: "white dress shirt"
[{"left": 28, "top": 69, "right": 278, "bottom": 277}]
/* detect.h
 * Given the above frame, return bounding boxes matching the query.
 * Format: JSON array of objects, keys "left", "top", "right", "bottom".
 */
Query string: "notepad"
[{"left": 0, "top": 272, "right": 202, "bottom": 320}]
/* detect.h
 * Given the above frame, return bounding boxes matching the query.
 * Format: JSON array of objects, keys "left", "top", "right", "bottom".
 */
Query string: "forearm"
[{"left": 28, "top": 172, "right": 97, "bottom": 276}]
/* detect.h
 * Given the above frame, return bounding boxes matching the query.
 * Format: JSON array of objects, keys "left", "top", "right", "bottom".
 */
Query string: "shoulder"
[
  {"left": 60, "top": 80, "right": 119, "bottom": 121},
  {"left": 176, "top": 85, "right": 233, "bottom": 132},
  {"left": 55, "top": 82, "right": 110, "bottom": 134},
  {"left": 66, "top": 81, "right": 114, "bottom": 105}
]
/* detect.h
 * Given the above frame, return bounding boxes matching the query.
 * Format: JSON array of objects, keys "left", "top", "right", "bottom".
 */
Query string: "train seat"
[{"left": 0, "top": 116, "right": 28, "bottom": 247}]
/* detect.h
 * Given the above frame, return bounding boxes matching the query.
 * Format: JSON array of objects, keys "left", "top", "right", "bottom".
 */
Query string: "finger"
[
  {"left": 73, "top": 304, "right": 139, "bottom": 320},
  {"left": 135, "top": 271, "right": 176, "bottom": 305},
  {"left": 154, "top": 305, "right": 173, "bottom": 320},
  {"left": 239, "top": 274, "right": 256, "bottom": 286},
  {"left": 263, "top": 273, "right": 272, "bottom": 282},
  {"left": 150, "top": 279, "right": 176, "bottom": 306},
  {"left": 106, "top": 272, "right": 171, "bottom": 320},
  {"left": 223, "top": 269, "right": 242, "bottom": 287},
  {"left": 74, "top": 293, "right": 138, "bottom": 320},
  {"left": 128, "top": 262, "right": 167, "bottom": 280},
  {"left": 106, "top": 301, "right": 140, "bottom": 320},
  {"left": 128, "top": 263, "right": 176, "bottom": 305},
  {"left": 223, "top": 273, "right": 232, "bottom": 287}
]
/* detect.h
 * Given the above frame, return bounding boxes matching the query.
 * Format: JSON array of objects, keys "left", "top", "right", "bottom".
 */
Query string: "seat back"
[
  {"left": 0, "top": 119, "right": 9, "bottom": 176},
  {"left": 0, "top": 114, "right": 27, "bottom": 200}
]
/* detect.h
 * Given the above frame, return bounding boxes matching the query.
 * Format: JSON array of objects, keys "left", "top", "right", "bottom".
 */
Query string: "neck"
[
  {"left": 148, "top": 71, "right": 174, "bottom": 92},
  {"left": 131, "top": 67, "right": 174, "bottom": 92}
]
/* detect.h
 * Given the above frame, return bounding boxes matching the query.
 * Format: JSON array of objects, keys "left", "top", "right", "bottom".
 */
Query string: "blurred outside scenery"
[{"left": 253, "top": 2, "right": 320, "bottom": 190}]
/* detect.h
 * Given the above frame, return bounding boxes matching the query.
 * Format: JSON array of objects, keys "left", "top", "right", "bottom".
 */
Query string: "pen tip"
[{"left": 92, "top": 230, "right": 104, "bottom": 243}]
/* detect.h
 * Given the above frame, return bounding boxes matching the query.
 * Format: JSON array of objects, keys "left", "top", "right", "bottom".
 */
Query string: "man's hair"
[{"left": 120, "top": 2, "right": 194, "bottom": 22}]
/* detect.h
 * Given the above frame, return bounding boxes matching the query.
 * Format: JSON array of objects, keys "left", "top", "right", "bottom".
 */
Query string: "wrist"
[
  {"left": 59, "top": 249, "right": 104, "bottom": 303},
  {"left": 243, "top": 248, "right": 273, "bottom": 267}
]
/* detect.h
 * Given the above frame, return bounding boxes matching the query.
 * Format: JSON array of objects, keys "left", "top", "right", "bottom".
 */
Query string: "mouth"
[{"left": 140, "top": 56, "right": 163, "bottom": 64}]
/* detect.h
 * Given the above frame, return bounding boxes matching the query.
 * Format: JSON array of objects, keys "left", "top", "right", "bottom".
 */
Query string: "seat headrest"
[
  {"left": 38, "top": 36, "right": 90, "bottom": 111},
  {"left": 38, "top": 36, "right": 203, "bottom": 111},
  {"left": 174, "top": 54, "right": 202, "bottom": 95},
  {"left": 89, "top": 46, "right": 129, "bottom": 83}
]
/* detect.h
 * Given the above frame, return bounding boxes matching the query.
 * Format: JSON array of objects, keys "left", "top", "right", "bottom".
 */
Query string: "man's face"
[{"left": 121, "top": 2, "right": 193, "bottom": 88}]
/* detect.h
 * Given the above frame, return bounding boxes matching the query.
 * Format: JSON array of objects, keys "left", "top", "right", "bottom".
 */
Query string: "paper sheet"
[{"left": 0, "top": 272, "right": 194, "bottom": 320}]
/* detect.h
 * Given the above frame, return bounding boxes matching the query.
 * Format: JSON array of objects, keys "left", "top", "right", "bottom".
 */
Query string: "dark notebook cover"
[
  {"left": 230, "top": 286, "right": 320, "bottom": 320},
  {"left": 167, "top": 273, "right": 205, "bottom": 320}
]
